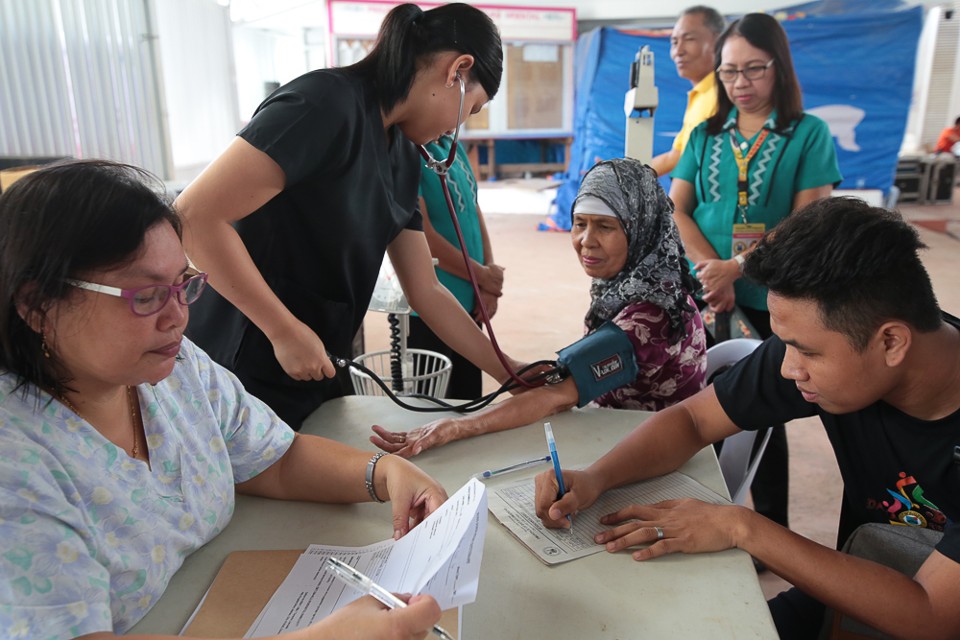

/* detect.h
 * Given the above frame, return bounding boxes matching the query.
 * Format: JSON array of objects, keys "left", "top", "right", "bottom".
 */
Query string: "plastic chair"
[{"left": 705, "top": 338, "right": 772, "bottom": 505}]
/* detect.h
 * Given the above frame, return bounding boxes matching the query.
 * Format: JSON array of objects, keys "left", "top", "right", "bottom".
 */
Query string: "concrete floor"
[{"left": 362, "top": 182, "right": 960, "bottom": 601}]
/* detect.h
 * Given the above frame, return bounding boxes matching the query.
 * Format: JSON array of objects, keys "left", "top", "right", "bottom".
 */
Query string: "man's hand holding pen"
[{"left": 533, "top": 468, "right": 603, "bottom": 529}]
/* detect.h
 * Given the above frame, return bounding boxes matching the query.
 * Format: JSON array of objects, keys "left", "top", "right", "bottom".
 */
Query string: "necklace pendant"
[{"left": 127, "top": 385, "right": 141, "bottom": 459}]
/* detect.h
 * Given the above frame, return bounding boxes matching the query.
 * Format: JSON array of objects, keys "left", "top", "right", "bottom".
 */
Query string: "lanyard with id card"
[
  {"left": 732, "top": 223, "right": 765, "bottom": 257},
  {"left": 729, "top": 128, "right": 769, "bottom": 222},
  {"left": 729, "top": 128, "right": 769, "bottom": 256}
]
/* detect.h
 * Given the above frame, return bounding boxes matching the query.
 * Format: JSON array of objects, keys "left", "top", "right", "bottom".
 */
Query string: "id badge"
[{"left": 732, "top": 223, "right": 765, "bottom": 256}]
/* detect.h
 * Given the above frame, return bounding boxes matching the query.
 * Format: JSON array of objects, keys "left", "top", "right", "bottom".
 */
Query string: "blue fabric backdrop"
[{"left": 542, "top": 5, "right": 922, "bottom": 231}]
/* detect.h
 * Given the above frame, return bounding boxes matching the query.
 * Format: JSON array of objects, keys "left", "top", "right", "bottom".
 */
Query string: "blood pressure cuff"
[{"left": 556, "top": 321, "right": 639, "bottom": 407}]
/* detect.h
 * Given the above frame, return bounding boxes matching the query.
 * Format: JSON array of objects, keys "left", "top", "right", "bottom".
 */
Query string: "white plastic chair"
[{"left": 705, "top": 338, "right": 773, "bottom": 505}]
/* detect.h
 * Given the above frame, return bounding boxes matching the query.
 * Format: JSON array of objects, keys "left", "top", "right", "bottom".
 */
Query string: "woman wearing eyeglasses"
[
  {"left": 0, "top": 161, "right": 447, "bottom": 640},
  {"left": 669, "top": 14, "right": 841, "bottom": 536}
]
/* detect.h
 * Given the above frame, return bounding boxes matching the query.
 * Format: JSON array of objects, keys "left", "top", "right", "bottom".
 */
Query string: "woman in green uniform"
[{"left": 670, "top": 13, "right": 842, "bottom": 534}]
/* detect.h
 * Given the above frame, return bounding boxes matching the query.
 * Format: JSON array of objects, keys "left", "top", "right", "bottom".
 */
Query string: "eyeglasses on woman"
[
  {"left": 717, "top": 59, "right": 775, "bottom": 83},
  {"left": 66, "top": 271, "right": 208, "bottom": 317}
]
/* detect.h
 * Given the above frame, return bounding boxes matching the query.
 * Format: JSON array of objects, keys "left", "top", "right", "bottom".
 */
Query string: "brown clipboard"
[{"left": 182, "top": 549, "right": 459, "bottom": 637}]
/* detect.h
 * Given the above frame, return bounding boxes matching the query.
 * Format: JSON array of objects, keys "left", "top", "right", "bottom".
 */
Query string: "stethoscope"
[
  {"left": 417, "top": 73, "right": 539, "bottom": 390},
  {"left": 331, "top": 72, "right": 557, "bottom": 412},
  {"left": 419, "top": 73, "right": 465, "bottom": 178}
]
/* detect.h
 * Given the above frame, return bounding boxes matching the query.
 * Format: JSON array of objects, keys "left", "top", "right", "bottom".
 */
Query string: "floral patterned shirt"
[
  {"left": 592, "top": 299, "right": 707, "bottom": 411},
  {"left": 0, "top": 338, "right": 294, "bottom": 639}
]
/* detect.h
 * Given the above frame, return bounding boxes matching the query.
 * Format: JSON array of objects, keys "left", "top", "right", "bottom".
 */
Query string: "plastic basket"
[{"left": 349, "top": 349, "right": 452, "bottom": 398}]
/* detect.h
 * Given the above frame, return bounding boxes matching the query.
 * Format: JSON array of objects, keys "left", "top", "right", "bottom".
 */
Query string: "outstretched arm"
[{"left": 371, "top": 378, "right": 579, "bottom": 457}]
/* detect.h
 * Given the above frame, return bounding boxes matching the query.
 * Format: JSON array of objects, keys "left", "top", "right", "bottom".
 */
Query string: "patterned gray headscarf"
[{"left": 576, "top": 158, "right": 700, "bottom": 337}]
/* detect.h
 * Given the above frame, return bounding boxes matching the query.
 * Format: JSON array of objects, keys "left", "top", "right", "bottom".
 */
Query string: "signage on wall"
[{"left": 329, "top": 0, "right": 576, "bottom": 44}]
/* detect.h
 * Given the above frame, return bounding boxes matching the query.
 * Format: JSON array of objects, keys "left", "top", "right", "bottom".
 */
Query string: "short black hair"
[
  {"left": 706, "top": 13, "right": 803, "bottom": 135},
  {"left": 954, "top": 115, "right": 960, "bottom": 127},
  {"left": 744, "top": 197, "right": 942, "bottom": 350},
  {"left": 0, "top": 160, "right": 180, "bottom": 400},
  {"left": 349, "top": 3, "right": 502, "bottom": 114},
  {"left": 682, "top": 5, "right": 726, "bottom": 35}
]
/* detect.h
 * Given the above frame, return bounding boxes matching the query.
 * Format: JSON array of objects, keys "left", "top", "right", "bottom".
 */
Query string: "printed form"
[
  {"left": 244, "top": 478, "right": 487, "bottom": 637},
  {"left": 488, "top": 471, "right": 729, "bottom": 565}
]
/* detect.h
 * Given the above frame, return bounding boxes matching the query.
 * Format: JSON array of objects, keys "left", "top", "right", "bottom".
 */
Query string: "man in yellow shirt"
[{"left": 649, "top": 6, "right": 724, "bottom": 177}]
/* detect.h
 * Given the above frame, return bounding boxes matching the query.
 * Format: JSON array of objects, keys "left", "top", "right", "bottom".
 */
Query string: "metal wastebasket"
[{"left": 349, "top": 348, "right": 452, "bottom": 398}]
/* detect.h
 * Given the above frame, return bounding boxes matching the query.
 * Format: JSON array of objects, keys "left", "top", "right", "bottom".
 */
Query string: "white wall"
[
  {"left": 949, "top": 5, "right": 960, "bottom": 131},
  {"left": 901, "top": 3, "right": 960, "bottom": 153},
  {"left": 233, "top": 25, "right": 310, "bottom": 124},
  {"left": 152, "top": 0, "right": 240, "bottom": 182}
]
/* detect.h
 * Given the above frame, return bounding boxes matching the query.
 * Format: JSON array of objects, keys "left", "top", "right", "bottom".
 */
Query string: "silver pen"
[
  {"left": 326, "top": 556, "right": 455, "bottom": 640},
  {"left": 473, "top": 455, "right": 551, "bottom": 479}
]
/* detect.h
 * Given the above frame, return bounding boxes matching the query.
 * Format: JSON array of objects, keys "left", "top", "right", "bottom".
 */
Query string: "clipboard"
[{"left": 182, "top": 549, "right": 460, "bottom": 637}]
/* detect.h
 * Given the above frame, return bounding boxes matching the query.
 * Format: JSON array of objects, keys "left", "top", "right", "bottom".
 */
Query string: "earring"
[{"left": 42, "top": 335, "right": 50, "bottom": 359}]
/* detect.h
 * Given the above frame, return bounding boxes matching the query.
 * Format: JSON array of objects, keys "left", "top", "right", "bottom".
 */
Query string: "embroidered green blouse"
[
  {"left": 417, "top": 136, "right": 484, "bottom": 314},
  {"left": 673, "top": 108, "right": 842, "bottom": 310}
]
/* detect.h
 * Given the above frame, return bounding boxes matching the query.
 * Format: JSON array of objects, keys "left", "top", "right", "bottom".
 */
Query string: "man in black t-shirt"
[{"left": 534, "top": 197, "right": 960, "bottom": 638}]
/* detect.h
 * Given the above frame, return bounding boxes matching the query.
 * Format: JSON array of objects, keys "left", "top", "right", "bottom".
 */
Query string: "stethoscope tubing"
[{"left": 417, "top": 74, "right": 538, "bottom": 390}]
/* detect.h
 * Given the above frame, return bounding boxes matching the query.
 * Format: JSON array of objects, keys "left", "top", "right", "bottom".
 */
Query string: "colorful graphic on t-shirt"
[{"left": 867, "top": 472, "right": 949, "bottom": 531}]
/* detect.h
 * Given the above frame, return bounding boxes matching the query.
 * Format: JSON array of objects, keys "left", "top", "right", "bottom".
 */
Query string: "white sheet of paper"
[
  {"left": 243, "top": 478, "right": 487, "bottom": 637},
  {"left": 488, "top": 471, "right": 729, "bottom": 565}
]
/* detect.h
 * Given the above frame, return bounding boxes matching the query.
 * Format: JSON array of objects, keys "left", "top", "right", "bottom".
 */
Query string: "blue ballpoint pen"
[
  {"left": 543, "top": 422, "right": 572, "bottom": 522},
  {"left": 326, "top": 557, "right": 454, "bottom": 640}
]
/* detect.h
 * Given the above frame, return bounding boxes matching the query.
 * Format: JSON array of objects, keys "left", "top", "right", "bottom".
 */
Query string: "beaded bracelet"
[{"left": 365, "top": 452, "right": 388, "bottom": 503}]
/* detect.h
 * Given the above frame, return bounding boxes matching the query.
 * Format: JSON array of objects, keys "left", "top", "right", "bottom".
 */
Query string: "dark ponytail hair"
[
  {"left": 349, "top": 3, "right": 502, "bottom": 113},
  {"left": 706, "top": 13, "right": 803, "bottom": 135},
  {"left": 0, "top": 159, "right": 180, "bottom": 401}
]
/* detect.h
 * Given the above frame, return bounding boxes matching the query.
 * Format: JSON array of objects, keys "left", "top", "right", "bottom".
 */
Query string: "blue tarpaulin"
[{"left": 543, "top": 5, "right": 923, "bottom": 231}]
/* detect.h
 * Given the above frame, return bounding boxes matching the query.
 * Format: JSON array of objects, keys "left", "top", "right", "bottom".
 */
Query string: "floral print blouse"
[
  {"left": 0, "top": 338, "right": 294, "bottom": 639},
  {"left": 592, "top": 299, "right": 707, "bottom": 411}
]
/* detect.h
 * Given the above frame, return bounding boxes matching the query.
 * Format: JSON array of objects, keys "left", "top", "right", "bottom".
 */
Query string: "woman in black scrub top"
[{"left": 177, "top": 3, "right": 520, "bottom": 428}]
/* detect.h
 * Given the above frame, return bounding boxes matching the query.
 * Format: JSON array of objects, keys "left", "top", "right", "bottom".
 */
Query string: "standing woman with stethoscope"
[{"left": 177, "top": 3, "right": 521, "bottom": 428}]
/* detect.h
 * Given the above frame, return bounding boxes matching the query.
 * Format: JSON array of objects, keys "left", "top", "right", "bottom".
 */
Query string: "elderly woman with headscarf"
[{"left": 370, "top": 158, "right": 707, "bottom": 457}]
